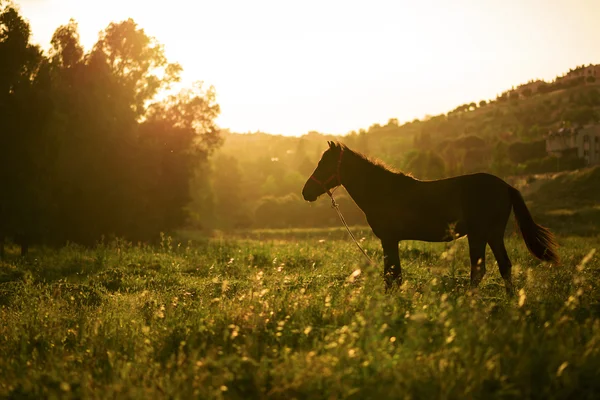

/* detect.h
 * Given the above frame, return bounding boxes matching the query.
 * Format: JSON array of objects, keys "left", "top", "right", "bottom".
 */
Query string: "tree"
[
  {"left": 490, "top": 141, "right": 513, "bottom": 176},
  {"left": 92, "top": 19, "right": 181, "bottom": 117},
  {"left": 47, "top": 19, "right": 163, "bottom": 243},
  {"left": 0, "top": 11, "right": 222, "bottom": 248},
  {"left": 479, "top": 100, "right": 487, "bottom": 107},
  {"left": 0, "top": 4, "right": 48, "bottom": 253},
  {"left": 50, "top": 19, "right": 83, "bottom": 68},
  {"left": 137, "top": 84, "right": 221, "bottom": 237},
  {"left": 563, "top": 106, "right": 597, "bottom": 126},
  {"left": 508, "top": 140, "right": 547, "bottom": 164}
]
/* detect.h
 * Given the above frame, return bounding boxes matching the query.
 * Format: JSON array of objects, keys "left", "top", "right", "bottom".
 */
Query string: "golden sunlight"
[{"left": 16, "top": 0, "right": 600, "bottom": 136}]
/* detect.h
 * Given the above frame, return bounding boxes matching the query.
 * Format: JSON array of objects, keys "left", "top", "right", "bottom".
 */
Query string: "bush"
[
  {"left": 508, "top": 140, "right": 547, "bottom": 164},
  {"left": 521, "top": 153, "right": 586, "bottom": 174}
]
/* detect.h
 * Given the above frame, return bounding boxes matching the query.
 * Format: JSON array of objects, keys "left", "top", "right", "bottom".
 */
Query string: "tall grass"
[{"left": 0, "top": 233, "right": 599, "bottom": 399}]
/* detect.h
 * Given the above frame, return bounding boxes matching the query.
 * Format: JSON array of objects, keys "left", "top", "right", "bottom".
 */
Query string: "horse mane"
[{"left": 340, "top": 143, "right": 415, "bottom": 180}]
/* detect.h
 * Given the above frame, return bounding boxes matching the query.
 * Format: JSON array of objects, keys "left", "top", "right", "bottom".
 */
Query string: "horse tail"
[{"left": 509, "top": 186, "right": 560, "bottom": 264}]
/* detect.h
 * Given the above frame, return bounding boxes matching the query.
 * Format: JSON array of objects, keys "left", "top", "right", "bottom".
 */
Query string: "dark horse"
[{"left": 302, "top": 141, "right": 559, "bottom": 295}]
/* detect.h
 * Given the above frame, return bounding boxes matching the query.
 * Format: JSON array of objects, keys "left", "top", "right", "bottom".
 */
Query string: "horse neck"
[{"left": 340, "top": 150, "right": 411, "bottom": 211}]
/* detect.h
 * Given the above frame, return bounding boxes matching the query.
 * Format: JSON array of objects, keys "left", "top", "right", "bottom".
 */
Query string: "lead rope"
[{"left": 327, "top": 191, "right": 373, "bottom": 265}]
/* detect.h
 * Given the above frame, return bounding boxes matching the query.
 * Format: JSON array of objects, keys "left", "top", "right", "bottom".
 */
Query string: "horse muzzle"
[
  {"left": 302, "top": 181, "right": 320, "bottom": 202},
  {"left": 302, "top": 188, "right": 318, "bottom": 202}
]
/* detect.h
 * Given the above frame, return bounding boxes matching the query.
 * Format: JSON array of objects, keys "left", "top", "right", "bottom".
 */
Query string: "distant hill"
[
  {"left": 222, "top": 64, "right": 599, "bottom": 174},
  {"left": 193, "top": 65, "right": 600, "bottom": 230}
]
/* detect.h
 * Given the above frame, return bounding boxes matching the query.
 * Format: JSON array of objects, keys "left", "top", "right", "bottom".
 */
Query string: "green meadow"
[{"left": 1, "top": 230, "right": 599, "bottom": 399}]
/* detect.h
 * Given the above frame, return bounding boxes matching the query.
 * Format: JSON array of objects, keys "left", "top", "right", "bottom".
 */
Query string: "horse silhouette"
[{"left": 302, "top": 141, "right": 559, "bottom": 295}]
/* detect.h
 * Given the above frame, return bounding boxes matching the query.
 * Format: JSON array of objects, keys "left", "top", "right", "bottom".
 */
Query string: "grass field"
[{"left": 1, "top": 229, "right": 599, "bottom": 399}]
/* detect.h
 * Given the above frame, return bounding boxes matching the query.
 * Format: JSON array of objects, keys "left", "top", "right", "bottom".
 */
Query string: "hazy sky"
[{"left": 13, "top": 0, "right": 600, "bottom": 136}]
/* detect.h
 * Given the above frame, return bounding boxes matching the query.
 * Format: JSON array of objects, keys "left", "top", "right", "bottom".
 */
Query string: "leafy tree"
[
  {"left": 0, "top": 7, "right": 222, "bottom": 249},
  {"left": 508, "top": 140, "right": 547, "bottom": 164},
  {"left": 93, "top": 19, "right": 181, "bottom": 117},
  {"left": 463, "top": 148, "right": 489, "bottom": 173},
  {"left": 490, "top": 141, "right": 513, "bottom": 176},
  {"left": 562, "top": 106, "right": 597, "bottom": 126},
  {"left": 0, "top": 4, "right": 48, "bottom": 253}
]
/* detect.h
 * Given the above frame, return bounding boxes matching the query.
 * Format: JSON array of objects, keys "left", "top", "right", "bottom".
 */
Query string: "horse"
[{"left": 301, "top": 141, "right": 559, "bottom": 295}]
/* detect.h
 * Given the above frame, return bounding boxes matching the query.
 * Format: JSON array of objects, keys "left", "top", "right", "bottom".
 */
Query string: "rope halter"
[{"left": 309, "top": 147, "right": 344, "bottom": 198}]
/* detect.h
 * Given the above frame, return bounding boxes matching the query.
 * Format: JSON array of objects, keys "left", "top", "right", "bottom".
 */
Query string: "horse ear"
[{"left": 328, "top": 141, "right": 334, "bottom": 148}]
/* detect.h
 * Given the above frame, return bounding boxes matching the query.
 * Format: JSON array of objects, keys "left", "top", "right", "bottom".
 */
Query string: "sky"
[{"left": 12, "top": 0, "right": 600, "bottom": 136}]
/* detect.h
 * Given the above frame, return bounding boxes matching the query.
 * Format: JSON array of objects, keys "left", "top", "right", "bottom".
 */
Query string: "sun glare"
[{"left": 16, "top": 0, "right": 600, "bottom": 136}]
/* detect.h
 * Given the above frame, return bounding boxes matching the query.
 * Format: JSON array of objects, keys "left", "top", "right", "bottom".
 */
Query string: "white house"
[{"left": 546, "top": 124, "right": 600, "bottom": 164}]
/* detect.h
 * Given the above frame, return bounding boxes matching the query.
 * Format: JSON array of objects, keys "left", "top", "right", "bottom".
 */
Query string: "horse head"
[{"left": 302, "top": 141, "right": 344, "bottom": 202}]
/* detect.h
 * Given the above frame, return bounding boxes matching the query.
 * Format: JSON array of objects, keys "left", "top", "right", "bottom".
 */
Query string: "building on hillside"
[
  {"left": 556, "top": 64, "right": 600, "bottom": 84},
  {"left": 546, "top": 124, "right": 600, "bottom": 164}
]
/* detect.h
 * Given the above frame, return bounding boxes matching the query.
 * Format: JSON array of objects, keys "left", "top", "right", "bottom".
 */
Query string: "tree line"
[
  {"left": 0, "top": 4, "right": 221, "bottom": 254},
  {"left": 2, "top": 1, "right": 597, "bottom": 239},
  {"left": 207, "top": 78, "right": 599, "bottom": 230}
]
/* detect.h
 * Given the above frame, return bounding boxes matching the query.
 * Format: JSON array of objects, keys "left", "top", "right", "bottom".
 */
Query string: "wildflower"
[
  {"left": 446, "top": 329, "right": 456, "bottom": 344},
  {"left": 577, "top": 249, "right": 596, "bottom": 271},
  {"left": 557, "top": 362, "right": 569, "bottom": 377},
  {"left": 410, "top": 313, "right": 427, "bottom": 322},
  {"left": 346, "top": 268, "right": 362, "bottom": 283},
  {"left": 518, "top": 289, "right": 526, "bottom": 307}
]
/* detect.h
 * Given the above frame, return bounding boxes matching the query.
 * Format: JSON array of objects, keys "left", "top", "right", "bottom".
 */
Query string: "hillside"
[
  {"left": 192, "top": 68, "right": 600, "bottom": 230},
  {"left": 526, "top": 166, "right": 600, "bottom": 236}
]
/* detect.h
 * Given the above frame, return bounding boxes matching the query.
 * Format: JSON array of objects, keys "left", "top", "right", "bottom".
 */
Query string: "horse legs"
[
  {"left": 488, "top": 235, "right": 515, "bottom": 296},
  {"left": 382, "top": 239, "right": 401, "bottom": 292},
  {"left": 467, "top": 235, "right": 487, "bottom": 288}
]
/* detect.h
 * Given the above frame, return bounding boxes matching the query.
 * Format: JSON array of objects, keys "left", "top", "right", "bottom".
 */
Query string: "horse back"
[{"left": 367, "top": 172, "right": 512, "bottom": 241}]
